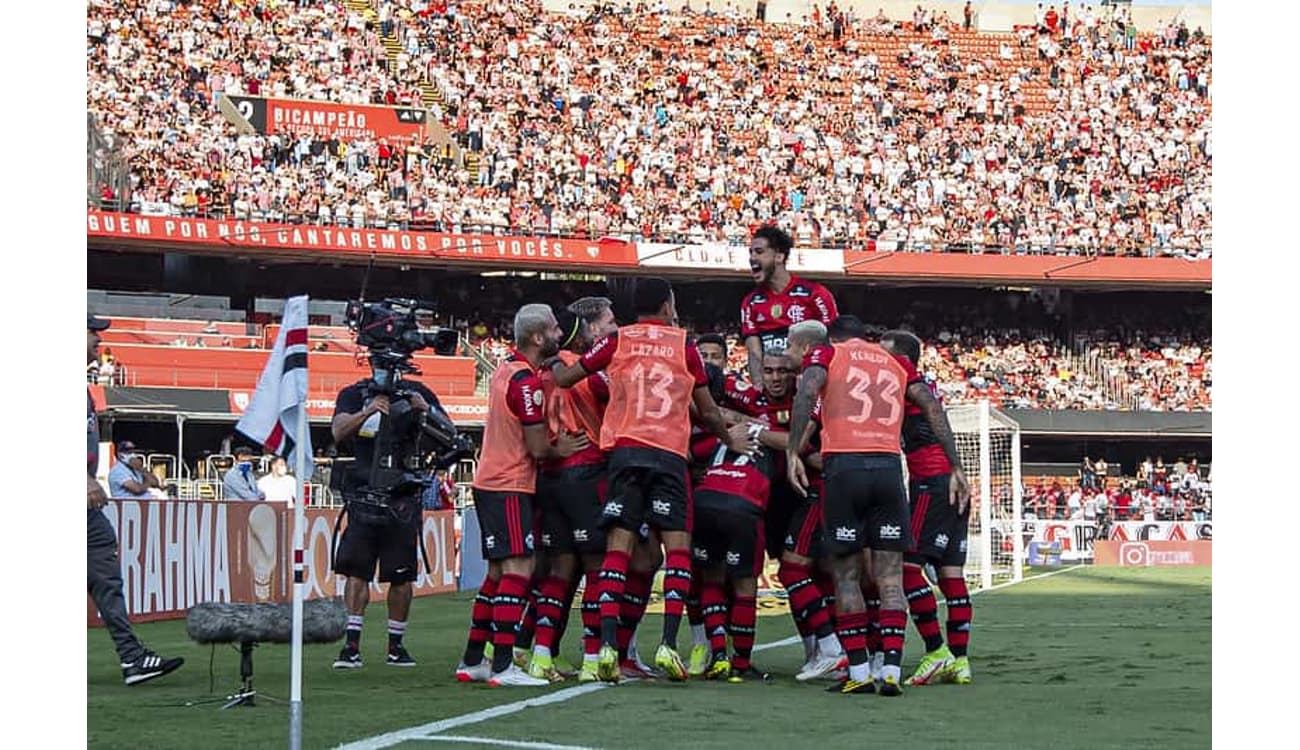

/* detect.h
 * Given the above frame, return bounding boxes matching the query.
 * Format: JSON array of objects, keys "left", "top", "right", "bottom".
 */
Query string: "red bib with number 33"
[
  {"left": 819, "top": 339, "right": 910, "bottom": 455},
  {"left": 601, "top": 324, "right": 693, "bottom": 457}
]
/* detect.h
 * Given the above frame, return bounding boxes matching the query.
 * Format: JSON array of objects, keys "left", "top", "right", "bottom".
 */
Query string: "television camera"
[{"left": 338, "top": 298, "right": 474, "bottom": 501}]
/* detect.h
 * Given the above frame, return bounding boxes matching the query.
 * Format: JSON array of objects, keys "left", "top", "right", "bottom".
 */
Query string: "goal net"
[{"left": 947, "top": 400, "right": 1023, "bottom": 590}]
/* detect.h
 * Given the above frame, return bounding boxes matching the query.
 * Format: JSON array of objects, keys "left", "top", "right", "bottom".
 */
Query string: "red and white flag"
[{"left": 236, "top": 295, "right": 312, "bottom": 468}]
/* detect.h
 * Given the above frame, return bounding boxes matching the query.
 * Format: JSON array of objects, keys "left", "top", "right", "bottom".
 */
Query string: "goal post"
[{"left": 947, "top": 399, "right": 1023, "bottom": 590}]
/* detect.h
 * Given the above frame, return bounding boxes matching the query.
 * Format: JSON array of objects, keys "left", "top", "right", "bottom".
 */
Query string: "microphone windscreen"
[{"left": 186, "top": 597, "right": 347, "bottom": 645}]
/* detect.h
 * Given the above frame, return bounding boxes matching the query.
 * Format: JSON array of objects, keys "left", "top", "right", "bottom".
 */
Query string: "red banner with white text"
[
  {"left": 223, "top": 94, "right": 431, "bottom": 144},
  {"left": 86, "top": 211, "right": 638, "bottom": 268}
]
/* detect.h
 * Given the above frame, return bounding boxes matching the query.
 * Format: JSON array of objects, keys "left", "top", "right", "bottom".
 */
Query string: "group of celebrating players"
[{"left": 455, "top": 227, "right": 976, "bottom": 696}]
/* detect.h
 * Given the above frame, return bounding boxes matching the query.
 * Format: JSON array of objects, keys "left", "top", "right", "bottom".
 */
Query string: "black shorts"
[
  {"left": 603, "top": 447, "right": 691, "bottom": 533},
  {"left": 822, "top": 453, "right": 912, "bottom": 556},
  {"left": 765, "top": 483, "right": 800, "bottom": 561},
  {"left": 906, "top": 474, "right": 969, "bottom": 568},
  {"left": 473, "top": 489, "right": 536, "bottom": 561},
  {"left": 692, "top": 490, "right": 763, "bottom": 578},
  {"left": 333, "top": 499, "right": 421, "bottom": 584},
  {"left": 537, "top": 462, "right": 608, "bottom": 556},
  {"left": 782, "top": 477, "right": 825, "bottom": 560}
]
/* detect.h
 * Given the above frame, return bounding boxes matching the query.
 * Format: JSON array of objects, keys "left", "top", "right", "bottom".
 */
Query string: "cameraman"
[{"left": 330, "top": 367, "right": 446, "bottom": 670}]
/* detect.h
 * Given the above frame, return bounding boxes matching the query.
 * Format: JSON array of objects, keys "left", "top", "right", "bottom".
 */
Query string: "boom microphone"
[{"left": 186, "top": 598, "right": 348, "bottom": 645}]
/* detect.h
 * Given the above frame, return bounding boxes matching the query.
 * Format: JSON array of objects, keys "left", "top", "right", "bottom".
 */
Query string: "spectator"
[
  {"left": 1066, "top": 483, "right": 1083, "bottom": 519},
  {"left": 257, "top": 456, "right": 297, "bottom": 506},
  {"left": 1114, "top": 484, "right": 1131, "bottom": 520},
  {"left": 1093, "top": 457, "right": 1108, "bottom": 487},
  {"left": 108, "top": 441, "right": 161, "bottom": 499},
  {"left": 423, "top": 467, "right": 456, "bottom": 510},
  {"left": 223, "top": 445, "right": 266, "bottom": 501},
  {"left": 1079, "top": 456, "right": 1096, "bottom": 490}
]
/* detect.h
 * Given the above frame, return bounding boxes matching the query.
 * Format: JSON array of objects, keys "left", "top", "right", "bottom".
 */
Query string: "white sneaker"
[
  {"left": 455, "top": 661, "right": 491, "bottom": 683},
  {"left": 796, "top": 652, "right": 849, "bottom": 682},
  {"left": 487, "top": 664, "right": 551, "bottom": 687},
  {"left": 869, "top": 652, "right": 886, "bottom": 682}
]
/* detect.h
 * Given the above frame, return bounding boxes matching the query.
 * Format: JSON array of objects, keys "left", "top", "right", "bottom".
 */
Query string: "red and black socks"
[
  {"left": 463, "top": 574, "right": 497, "bottom": 666},
  {"left": 597, "top": 550, "right": 631, "bottom": 648},
  {"left": 660, "top": 548, "right": 693, "bottom": 650},
  {"left": 729, "top": 596, "right": 757, "bottom": 670},
  {"left": 491, "top": 573, "right": 529, "bottom": 673},
  {"left": 532, "top": 576, "right": 570, "bottom": 657},
  {"left": 701, "top": 580, "right": 729, "bottom": 659},
  {"left": 904, "top": 564, "right": 946, "bottom": 653},
  {"left": 939, "top": 577, "right": 972, "bottom": 658}
]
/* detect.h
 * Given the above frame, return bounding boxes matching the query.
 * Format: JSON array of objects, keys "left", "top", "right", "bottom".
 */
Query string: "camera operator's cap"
[
  {"left": 554, "top": 308, "right": 581, "bottom": 350},
  {"left": 116, "top": 440, "right": 137, "bottom": 454},
  {"left": 233, "top": 445, "right": 257, "bottom": 458},
  {"left": 88, "top": 313, "right": 111, "bottom": 331}
]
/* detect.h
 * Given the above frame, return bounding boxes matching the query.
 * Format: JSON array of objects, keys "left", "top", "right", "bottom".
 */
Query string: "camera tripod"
[{"left": 184, "top": 641, "right": 285, "bottom": 710}]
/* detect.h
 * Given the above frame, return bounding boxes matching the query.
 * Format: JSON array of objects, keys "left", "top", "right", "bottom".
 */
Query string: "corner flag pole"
[{"left": 290, "top": 399, "right": 307, "bottom": 750}]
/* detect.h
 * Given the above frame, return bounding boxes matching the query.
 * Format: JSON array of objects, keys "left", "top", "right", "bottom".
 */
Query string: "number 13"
[{"left": 631, "top": 362, "right": 675, "bottom": 419}]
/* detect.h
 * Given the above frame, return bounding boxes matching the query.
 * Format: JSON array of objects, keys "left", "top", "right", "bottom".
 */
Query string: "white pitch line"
[
  {"left": 416, "top": 735, "right": 600, "bottom": 750},
  {"left": 971, "top": 565, "right": 1085, "bottom": 595},
  {"left": 336, "top": 684, "right": 612, "bottom": 750},
  {"left": 753, "top": 635, "right": 800, "bottom": 653},
  {"left": 341, "top": 565, "right": 1088, "bottom": 750}
]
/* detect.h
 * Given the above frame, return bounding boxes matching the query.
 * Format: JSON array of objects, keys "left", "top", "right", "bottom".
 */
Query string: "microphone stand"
[{"left": 182, "top": 641, "right": 286, "bottom": 710}]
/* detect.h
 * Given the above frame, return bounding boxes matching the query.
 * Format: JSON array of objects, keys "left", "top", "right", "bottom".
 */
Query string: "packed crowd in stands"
[
  {"left": 89, "top": 279, "right": 1210, "bottom": 411},
  {"left": 1023, "top": 454, "right": 1211, "bottom": 522},
  {"left": 88, "top": 0, "right": 1211, "bottom": 256}
]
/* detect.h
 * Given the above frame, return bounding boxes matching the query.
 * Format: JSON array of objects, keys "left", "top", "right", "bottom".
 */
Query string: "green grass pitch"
[{"left": 88, "top": 566, "right": 1210, "bottom": 749}]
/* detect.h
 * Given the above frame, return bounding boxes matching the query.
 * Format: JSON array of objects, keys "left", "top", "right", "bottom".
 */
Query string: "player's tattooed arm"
[
  {"left": 788, "top": 365, "right": 827, "bottom": 459},
  {"left": 907, "top": 381, "right": 972, "bottom": 510}
]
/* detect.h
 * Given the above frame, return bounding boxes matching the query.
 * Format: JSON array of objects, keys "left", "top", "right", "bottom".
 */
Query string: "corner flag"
[{"left": 235, "top": 295, "right": 313, "bottom": 469}]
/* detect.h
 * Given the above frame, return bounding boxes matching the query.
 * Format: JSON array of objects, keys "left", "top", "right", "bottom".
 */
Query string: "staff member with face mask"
[{"left": 223, "top": 445, "right": 266, "bottom": 501}]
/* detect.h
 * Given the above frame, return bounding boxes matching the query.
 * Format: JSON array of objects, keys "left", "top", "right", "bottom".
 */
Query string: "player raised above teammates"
[
  {"left": 552, "top": 277, "right": 751, "bottom": 682},
  {"left": 786, "top": 316, "right": 921, "bottom": 697},
  {"left": 457, "top": 304, "right": 589, "bottom": 687},
  {"left": 880, "top": 330, "right": 974, "bottom": 686},
  {"left": 742, "top": 225, "right": 838, "bottom": 387}
]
